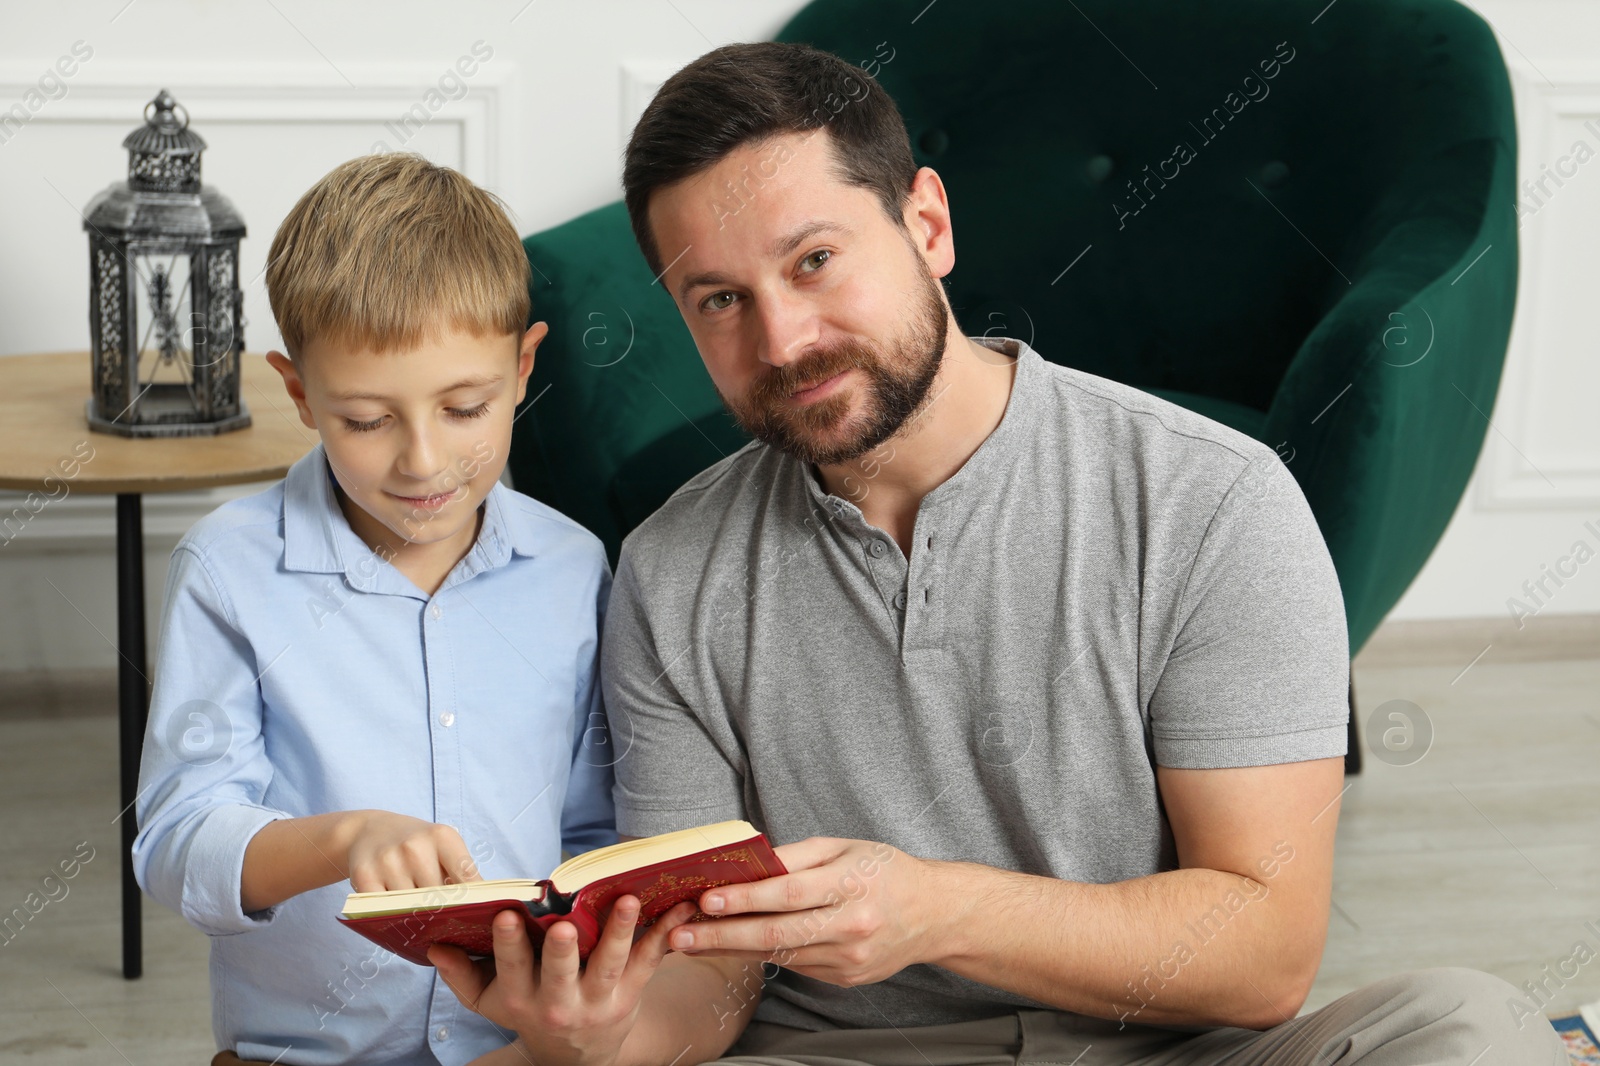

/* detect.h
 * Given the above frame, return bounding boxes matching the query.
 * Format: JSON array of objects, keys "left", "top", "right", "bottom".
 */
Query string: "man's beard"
[{"left": 719, "top": 258, "right": 949, "bottom": 467}]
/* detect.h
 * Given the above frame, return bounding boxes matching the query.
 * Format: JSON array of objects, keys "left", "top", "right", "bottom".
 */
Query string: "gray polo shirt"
[{"left": 601, "top": 336, "right": 1349, "bottom": 1032}]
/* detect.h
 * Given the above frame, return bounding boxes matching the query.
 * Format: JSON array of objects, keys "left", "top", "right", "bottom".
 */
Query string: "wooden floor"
[{"left": 1, "top": 614, "right": 1596, "bottom": 1063}]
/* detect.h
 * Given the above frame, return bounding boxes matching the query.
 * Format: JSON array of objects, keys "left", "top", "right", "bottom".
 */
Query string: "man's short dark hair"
[{"left": 623, "top": 41, "right": 919, "bottom": 279}]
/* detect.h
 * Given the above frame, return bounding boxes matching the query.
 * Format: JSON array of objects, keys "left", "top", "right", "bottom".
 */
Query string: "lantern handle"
[{"left": 143, "top": 90, "right": 189, "bottom": 133}]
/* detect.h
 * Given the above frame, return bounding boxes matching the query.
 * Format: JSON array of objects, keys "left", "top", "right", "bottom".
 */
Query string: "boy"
[{"left": 133, "top": 154, "right": 729, "bottom": 1066}]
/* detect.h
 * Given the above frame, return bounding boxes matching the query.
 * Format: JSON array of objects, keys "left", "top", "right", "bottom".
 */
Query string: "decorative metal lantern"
[{"left": 82, "top": 89, "right": 249, "bottom": 436}]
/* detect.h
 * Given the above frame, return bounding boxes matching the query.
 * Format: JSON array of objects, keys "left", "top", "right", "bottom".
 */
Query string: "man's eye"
[
  {"left": 344, "top": 416, "right": 385, "bottom": 433},
  {"left": 799, "top": 249, "right": 832, "bottom": 273},
  {"left": 703, "top": 291, "right": 739, "bottom": 312},
  {"left": 449, "top": 403, "right": 491, "bottom": 420}
]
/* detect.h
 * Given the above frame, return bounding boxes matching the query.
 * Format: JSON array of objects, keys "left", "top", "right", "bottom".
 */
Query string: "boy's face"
[{"left": 267, "top": 323, "right": 542, "bottom": 559}]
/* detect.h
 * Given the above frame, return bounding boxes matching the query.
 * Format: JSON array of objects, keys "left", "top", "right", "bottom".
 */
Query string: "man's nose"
[{"left": 753, "top": 289, "right": 820, "bottom": 370}]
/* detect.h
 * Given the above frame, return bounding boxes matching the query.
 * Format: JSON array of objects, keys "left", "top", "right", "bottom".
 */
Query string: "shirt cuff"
[
  {"left": 181, "top": 804, "right": 291, "bottom": 935},
  {"left": 614, "top": 801, "right": 747, "bottom": 839},
  {"left": 1154, "top": 720, "right": 1348, "bottom": 770}
]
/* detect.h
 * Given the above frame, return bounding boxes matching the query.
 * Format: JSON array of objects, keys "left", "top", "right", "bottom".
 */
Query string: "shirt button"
[
  {"left": 868, "top": 539, "right": 888, "bottom": 558},
  {"left": 435, "top": 1026, "right": 449, "bottom": 1041},
  {"left": 430, "top": 602, "right": 442, "bottom": 620},
  {"left": 439, "top": 711, "right": 455, "bottom": 728},
  {"left": 892, "top": 590, "right": 907, "bottom": 610}
]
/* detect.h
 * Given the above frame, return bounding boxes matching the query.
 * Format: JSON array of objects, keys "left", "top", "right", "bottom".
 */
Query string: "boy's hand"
[
  {"left": 432, "top": 895, "right": 697, "bottom": 1066},
  {"left": 343, "top": 810, "right": 480, "bottom": 892}
]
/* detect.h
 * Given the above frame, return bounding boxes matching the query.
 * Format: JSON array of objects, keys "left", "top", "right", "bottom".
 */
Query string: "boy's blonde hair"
[{"left": 266, "top": 153, "right": 530, "bottom": 359}]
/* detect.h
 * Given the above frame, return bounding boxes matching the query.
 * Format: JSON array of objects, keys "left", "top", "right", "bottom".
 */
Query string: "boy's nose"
[{"left": 397, "top": 429, "right": 449, "bottom": 483}]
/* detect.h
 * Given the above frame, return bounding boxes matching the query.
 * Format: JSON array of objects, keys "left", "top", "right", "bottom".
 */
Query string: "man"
[{"left": 442, "top": 41, "right": 1567, "bottom": 1066}]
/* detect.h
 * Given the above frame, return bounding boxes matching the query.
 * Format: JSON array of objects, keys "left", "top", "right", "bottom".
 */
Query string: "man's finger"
[
  {"left": 669, "top": 911, "right": 830, "bottom": 955},
  {"left": 700, "top": 860, "right": 856, "bottom": 917},
  {"left": 769, "top": 837, "right": 853, "bottom": 873},
  {"left": 584, "top": 895, "right": 641, "bottom": 987}
]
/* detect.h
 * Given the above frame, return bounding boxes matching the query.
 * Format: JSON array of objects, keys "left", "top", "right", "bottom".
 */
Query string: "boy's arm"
[
  {"left": 135, "top": 545, "right": 480, "bottom": 928},
  {"left": 133, "top": 544, "right": 296, "bottom": 934},
  {"left": 240, "top": 808, "right": 482, "bottom": 912}
]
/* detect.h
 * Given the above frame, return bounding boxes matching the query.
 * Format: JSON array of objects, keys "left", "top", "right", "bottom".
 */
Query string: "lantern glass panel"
[{"left": 129, "top": 246, "right": 203, "bottom": 424}]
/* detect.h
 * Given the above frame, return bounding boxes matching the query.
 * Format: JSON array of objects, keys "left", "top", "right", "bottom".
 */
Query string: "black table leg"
[
  {"left": 116, "top": 493, "right": 148, "bottom": 979},
  {"left": 1345, "top": 664, "right": 1362, "bottom": 776}
]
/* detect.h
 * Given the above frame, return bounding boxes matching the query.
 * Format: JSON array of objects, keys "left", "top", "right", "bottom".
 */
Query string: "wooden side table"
[{"left": 0, "top": 352, "right": 314, "bottom": 978}]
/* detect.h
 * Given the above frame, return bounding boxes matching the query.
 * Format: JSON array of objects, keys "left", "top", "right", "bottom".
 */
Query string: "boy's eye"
[
  {"left": 344, "top": 416, "right": 385, "bottom": 433},
  {"left": 449, "top": 403, "right": 491, "bottom": 420},
  {"left": 798, "top": 249, "right": 832, "bottom": 273},
  {"left": 702, "top": 291, "right": 739, "bottom": 313}
]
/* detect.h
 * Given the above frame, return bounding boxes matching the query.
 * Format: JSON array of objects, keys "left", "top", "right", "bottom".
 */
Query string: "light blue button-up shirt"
[{"left": 134, "top": 443, "right": 616, "bottom": 1066}]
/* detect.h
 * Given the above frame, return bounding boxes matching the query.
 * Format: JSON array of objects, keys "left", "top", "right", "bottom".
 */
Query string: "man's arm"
[
  {"left": 669, "top": 755, "right": 1342, "bottom": 1031},
  {"left": 922, "top": 755, "right": 1341, "bottom": 1028}
]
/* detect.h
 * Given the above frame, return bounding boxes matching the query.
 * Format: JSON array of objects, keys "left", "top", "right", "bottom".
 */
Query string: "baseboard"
[
  {"left": 4, "top": 615, "right": 1592, "bottom": 720},
  {"left": 0, "top": 666, "right": 118, "bottom": 720},
  {"left": 1355, "top": 612, "right": 1600, "bottom": 667}
]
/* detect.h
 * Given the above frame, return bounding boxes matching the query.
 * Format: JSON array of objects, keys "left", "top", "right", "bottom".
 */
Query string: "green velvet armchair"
[{"left": 509, "top": 0, "right": 1519, "bottom": 774}]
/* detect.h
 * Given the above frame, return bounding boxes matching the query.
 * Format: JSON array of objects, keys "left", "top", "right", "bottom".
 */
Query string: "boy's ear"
[
  {"left": 265, "top": 350, "right": 318, "bottom": 430},
  {"left": 514, "top": 322, "right": 548, "bottom": 406}
]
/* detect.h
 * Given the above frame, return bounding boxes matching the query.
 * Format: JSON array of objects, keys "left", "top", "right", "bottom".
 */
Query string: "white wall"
[
  {"left": 1385, "top": 0, "right": 1600, "bottom": 628},
  {"left": 0, "top": 0, "right": 808, "bottom": 674},
  {"left": 0, "top": 0, "right": 1594, "bottom": 673}
]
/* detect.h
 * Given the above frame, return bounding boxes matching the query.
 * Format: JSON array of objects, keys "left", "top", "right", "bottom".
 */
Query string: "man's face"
[
  {"left": 269, "top": 324, "right": 537, "bottom": 555},
  {"left": 649, "top": 130, "right": 950, "bottom": 466}
]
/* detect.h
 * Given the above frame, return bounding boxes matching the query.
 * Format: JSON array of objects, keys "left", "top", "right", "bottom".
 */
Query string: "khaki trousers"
[
  {"left": 211, "top": 966, "right": 1571, "bottom": 1066},
  {"left": 719, "top": 968, "right": 1569, "bottom": 1066}
]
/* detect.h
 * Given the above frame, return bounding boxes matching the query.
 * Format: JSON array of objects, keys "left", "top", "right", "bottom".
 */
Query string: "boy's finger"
[
  {"left": 434, "top": 824, "right": 482, "bottom": 883},
  {"left": 429, "top": 943, "right": 489, "bottom": 1010},
  {"left": 584, "top": 895, "right": 641, "bottom": 987},
  {"left": 622, "top": 901, "right": 697, "bottom": 995},
  {"left": 485, "top": 909, "right": 537, "bottom": 1004},
  {"left": 539, "top": 920, "right": 582, "bottom": 1000}
]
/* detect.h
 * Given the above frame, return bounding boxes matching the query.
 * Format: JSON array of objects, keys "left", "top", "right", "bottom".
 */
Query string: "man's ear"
[
  {"left": 902, "top": 166, "right": 955, "bottom": 281},
  {"left": 513, "top": 321, "right": 548, "bottom": 406},
  {"left": 265, "top": 350, "right": 317, "bottom": 430}
]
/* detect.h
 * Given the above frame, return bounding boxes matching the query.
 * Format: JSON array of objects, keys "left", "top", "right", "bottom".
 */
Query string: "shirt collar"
[{"left": 282, "top": 443, "right": 531, "bottom": 593}]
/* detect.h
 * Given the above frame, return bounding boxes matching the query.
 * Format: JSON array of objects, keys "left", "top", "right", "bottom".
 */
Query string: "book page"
[
  {"left": 549, "top": 820, "right": 758, "bottom": 893},
  {"left": 341, "top": 878, "right": 547, "bottom": 918}
]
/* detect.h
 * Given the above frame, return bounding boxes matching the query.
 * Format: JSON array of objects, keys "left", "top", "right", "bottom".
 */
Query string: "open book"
[{"left": 337, "top": 820, "right": 786, "bottom": 965}]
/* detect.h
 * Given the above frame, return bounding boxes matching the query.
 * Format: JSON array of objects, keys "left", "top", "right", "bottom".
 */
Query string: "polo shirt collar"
[
  {"left": 282, "top": 443, "right": 530, "bottom": 592},
  {"left": 797, "top": 334, "right": 1039, "bottom": 519}
]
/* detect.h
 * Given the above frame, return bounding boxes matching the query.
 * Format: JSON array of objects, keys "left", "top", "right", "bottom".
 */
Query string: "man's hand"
[
  {"left": 666, "top": 837, "right": 930, "bottom": 987},
  {"left": 433, "top": 897, "right": 698, "bottom": 1066}
]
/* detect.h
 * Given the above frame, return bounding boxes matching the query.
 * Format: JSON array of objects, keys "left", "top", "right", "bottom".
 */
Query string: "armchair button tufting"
[
  {"left": 918, "top": 128, "right": 950, "bottom": 157},
  {"left": 1085, "top": 154, "right": 1115, "bottom": 183},
  {"left": 1259, "top": 160, "right": 1291, "bottom": 187}
]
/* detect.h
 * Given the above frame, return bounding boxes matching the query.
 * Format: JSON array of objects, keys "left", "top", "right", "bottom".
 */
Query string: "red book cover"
[{"left": 338, "top": 821, "right": 786, "bottom": 966}]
